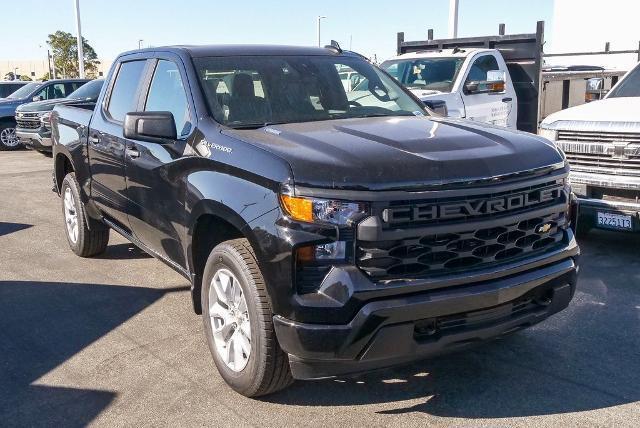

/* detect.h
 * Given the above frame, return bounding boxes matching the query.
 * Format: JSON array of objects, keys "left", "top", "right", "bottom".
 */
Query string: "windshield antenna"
[{"left": 325, "top": 40, "right": 343, "bottom": 53}]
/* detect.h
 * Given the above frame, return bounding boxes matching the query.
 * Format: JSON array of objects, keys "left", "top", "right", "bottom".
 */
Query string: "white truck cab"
[{"left": 380, "top": 49, "right": 518, "bottom": 129}]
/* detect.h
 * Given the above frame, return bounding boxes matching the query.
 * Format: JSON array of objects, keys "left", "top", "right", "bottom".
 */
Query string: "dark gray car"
[{"left": 0, "top": 79, "right": 89, "bottom": 150}]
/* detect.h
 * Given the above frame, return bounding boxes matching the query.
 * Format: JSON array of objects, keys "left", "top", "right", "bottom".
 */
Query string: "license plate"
[{"left": 596, "top": 212, "right": 632, "bottom": 230}]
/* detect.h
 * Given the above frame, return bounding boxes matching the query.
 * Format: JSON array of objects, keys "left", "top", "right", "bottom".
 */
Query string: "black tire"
[
  {"left": 0, "top": 122, "right": 22, "bottom": 151},
  {"left": 202, "top": 238, "right": 293, "bottom": 397},
  {"left": 61, "top": 172, "right": 110, "bottom": 257}
]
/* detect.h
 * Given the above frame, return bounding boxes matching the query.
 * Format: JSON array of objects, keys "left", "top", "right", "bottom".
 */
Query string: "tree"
[
  {"left": 19, "top": 75, "right": 32, "bottom": 81},
  {"left": 47, "top": 30, "right": 100, "bottom": 78}
]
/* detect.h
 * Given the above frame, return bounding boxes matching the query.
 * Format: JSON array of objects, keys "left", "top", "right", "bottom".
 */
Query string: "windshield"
[
  {"left": 607, "top": 63, "right": 640, "bottom": 98},
  {"left": 380, "top": 57, "right": 465, "bottom": 93},
  {"left": 7, "top": 82, "right": 42, "bottom": 99},
  {"left": 194, "top": 55, "right": 426, "bottom": 128},
  {"left": 68, "top": 79, "right": 104, "bottom": 101}
]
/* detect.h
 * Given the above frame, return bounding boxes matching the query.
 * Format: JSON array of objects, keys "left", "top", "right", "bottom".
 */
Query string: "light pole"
[
  {"left": 317, "top": 16, "right": 326, "bottom": 47},
  {"left": 448, "top": 0, "right": 459, "bottom": 38},
  {"left": 138, "top": 39, "right": 144, "bottom": 49},
  {"left": 13, "top": 67, "right": 19, "bottom": 80},
  {"left": 74, "top": 0, "right": 85, "bottom": 78}
]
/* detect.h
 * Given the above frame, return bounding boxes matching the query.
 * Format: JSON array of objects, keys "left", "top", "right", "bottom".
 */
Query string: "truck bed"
[{"left": 53, "top": 104, "right": 94, "bottom": 146}]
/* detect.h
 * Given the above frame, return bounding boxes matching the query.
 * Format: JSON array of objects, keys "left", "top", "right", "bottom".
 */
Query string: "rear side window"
[
  {"left": 107, "top": 60, "right": 146, "bottom": 121},
  {"left": 35, "top": 83, "right": 67, "bottom": 100},
  {"left": 144, "top": 60, "right": 192, "bottom": 137},
  {"left": 466, "top": 55, "right": 500, "bottom": 82}
]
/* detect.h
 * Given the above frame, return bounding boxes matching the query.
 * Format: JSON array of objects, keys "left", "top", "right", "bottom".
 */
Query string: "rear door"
[
  {"left": 88, "top": 58, "right": 149, "bottom": 228},
  {"left": 65, "top": 81, "right": 87, "bottom": 95},
  {"left": 124, "top": 55, "right": 195, "bottom": 268},
  {"left": 460, "top": 53, "right": 516, "bottom": 128}
]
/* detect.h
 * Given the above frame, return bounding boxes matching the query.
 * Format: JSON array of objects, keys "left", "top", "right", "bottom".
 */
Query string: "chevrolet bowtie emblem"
[{"left": 537, "top": 223, "right": 552, "bottom": 234}]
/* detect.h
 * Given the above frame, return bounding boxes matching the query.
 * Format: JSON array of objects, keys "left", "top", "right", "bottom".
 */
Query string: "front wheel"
[
  {"left": 61, "top": 173, "right": 110, "bottom": 257},
  {"left": 202, "top": 238, "right": 293, "bottom": 397},
  {"left": 0, "top": 122, "right": 21, "bottom": 150}
]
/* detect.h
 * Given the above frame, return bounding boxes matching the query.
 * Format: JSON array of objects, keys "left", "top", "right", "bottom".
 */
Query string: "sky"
[{"left": 0, "top": 0, "right": 555, "bottom": 62}]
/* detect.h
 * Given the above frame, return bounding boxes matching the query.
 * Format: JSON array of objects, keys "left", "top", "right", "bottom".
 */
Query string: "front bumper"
[
  {"left": 274, "top": 236, "right": 579, "bottom": 380},
  {"left": 16, "top": 129, "right": 52, "bottom": 151},
  {"left": 570, "top": 170, "right": 640, "bottom": 231}
]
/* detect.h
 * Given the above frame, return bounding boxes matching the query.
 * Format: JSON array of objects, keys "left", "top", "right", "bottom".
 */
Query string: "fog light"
[
  {"left": 296, "top": 241, "right": 346, "bottom": 262},
  {"left": 315, "top": 241, "right": 346, "bottom": 260}
]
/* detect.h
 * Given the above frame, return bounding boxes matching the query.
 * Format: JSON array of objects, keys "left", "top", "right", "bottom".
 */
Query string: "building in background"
[
  {"left": 548, "top": 0, "right": 640, "bottom": 70},
  {"left": 1, "top": 59, "right": 111, "bottom": 81}
]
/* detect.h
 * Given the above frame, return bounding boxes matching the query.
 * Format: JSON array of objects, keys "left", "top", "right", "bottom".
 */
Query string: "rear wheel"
[
  {"left": 202, "top": 238, "right": 293, "bottom": 397},
  {"left": 61, "top": 173, "right": 110, "bottom": 257},
  {"left": 0, "top": 122, "right": 21, "bottom": 150}
]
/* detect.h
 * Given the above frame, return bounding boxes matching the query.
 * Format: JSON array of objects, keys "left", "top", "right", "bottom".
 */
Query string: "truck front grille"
[
  {"left": 356, "top": 173, "right": 569, "bottom": 281},
  {"left": 15, "top": 112, "right": 42, "bottom": 130},
  {"left": 558, "top": 130, "right": 640, "bottom": 176},
  {"left": 358, "top": 211, "right": 566, "bottom": 279},
  {"left": 558, "top": 130, "right": 640, "bottom": 144},
  {"left": 563, "top": 152, "right": 640, "bottom": 175}
]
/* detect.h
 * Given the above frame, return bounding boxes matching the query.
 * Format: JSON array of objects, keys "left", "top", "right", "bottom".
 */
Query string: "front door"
[
  {"left": 461, "top": 54, "right": 514, "bottom": 128},
  {"left": 124, "top": 57, "right": 195, "bottom": 268},
  {"left": 88, "top": 59, "right": 148, "bottom": 228}
]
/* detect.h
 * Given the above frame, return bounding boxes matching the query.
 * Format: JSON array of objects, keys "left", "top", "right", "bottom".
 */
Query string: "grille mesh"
[{"left": 358, "top": 211, "right": 566, "bottom": 280}]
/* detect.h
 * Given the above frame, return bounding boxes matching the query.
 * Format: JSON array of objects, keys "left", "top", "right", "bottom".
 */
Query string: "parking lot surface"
[{"left": 1, "top": 150, "right": 639, "bottom": 427}]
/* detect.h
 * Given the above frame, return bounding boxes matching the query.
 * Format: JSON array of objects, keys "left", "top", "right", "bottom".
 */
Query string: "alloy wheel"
[
  {"left": 63, "top": 187, "right": 79, "bottom": 244},
  {"left": 208, "top": 268, "right": 252, "bottom": 372}
]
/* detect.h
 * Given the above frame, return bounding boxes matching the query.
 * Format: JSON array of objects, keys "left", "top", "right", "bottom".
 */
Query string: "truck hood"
[
  {"left": 542, "top": 97, "right": 640, "bottom": 125},
  {"left": 16, "top": 97, "right": 86, "bottom": 113},
  {"left": 409, "top": 88, "right": 446, "bottom": 98},
  {"left": 227, "top": 116, "right": 564, "bottom": 191},
  {"left": 0, "top": 98, "right": 23, "bottom": 107}
]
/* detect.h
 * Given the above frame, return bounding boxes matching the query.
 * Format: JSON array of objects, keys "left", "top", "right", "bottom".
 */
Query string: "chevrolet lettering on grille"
[{"left": 383, "top": 185, "right": 563, "bottom": 224}]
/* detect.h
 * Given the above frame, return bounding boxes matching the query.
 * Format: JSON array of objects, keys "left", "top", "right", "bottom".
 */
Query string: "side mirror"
[
  {"left": 464, "top": 78, "right": 505, "bottom": 95},
  {"left": 123, "top": 111, "right": 177, "bottom": 143},
  {"left": 423, "top": 99, "right": 448, "bottom": 116},
  {"left": 585, "top": 77, "right": 606, "bottom": 102},
  {"left": 32, "top": 96, "right": 43, "bottom": 102}
]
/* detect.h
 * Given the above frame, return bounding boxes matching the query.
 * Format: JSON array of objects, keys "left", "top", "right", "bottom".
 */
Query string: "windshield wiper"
[{"left": 227, "top": 121, "right": 284, "bottom": 130}]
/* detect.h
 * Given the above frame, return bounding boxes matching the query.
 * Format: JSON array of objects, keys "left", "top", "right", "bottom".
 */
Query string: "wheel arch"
[
  {"left": 187, "top": 199, "right": 264, "bottom": 314},
  {"left": 54, "top": 152, "right": 75, "bottom": 194}
]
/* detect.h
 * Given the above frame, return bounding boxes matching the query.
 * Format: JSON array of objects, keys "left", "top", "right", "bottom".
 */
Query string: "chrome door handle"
[
  {"left": 125, "top": 147, "right": 140, "bottom": 159},
  {"left": 89, "top": 135, "right": 100, "bottom": 144},
  {"left": 502, "top": 97, "right": 513, "bottom": 103}
]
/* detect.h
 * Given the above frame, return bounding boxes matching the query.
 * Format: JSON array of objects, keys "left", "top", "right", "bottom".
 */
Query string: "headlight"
[
  {"left": 40, "top": 111, "right": 52, "bottom": 129},
  {"left": 280, "top": 194, "right": 367, "bottom": 226},
  {"left": 538, "top": 127, "right": 557, "bottom": 142}
]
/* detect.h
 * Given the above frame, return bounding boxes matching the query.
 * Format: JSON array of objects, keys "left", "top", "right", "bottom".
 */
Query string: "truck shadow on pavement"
[
  {"left": 0, "top": 280, "right": 189, "bottom": 428},
  {"left": 266, "top": 231, "right": 640, "bottom": 419},
  {"left": 95, "top": 242, "right": 153, "bottom": 260},
  {"left": 0, "top": 222, "right": 32, "bottom": 237}
]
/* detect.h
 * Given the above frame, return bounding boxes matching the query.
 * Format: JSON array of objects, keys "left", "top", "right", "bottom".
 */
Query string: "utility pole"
[
  {"left": 317, "top": 16, "right": 326, "bottom": 47},
  {"left": 448, "top": 0, "right": 459, "bottom": 38},
  {"left": 74, "top": 0, "right": 85, "bottom": 78},
  {"left": 138, "top": 39, "right": 144, "bottom": 49},
  {"left": 47, "top": 49, "right": 53, "bottom": 79}
]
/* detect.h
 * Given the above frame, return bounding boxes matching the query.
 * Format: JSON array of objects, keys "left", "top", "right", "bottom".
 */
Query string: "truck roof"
[
  {"left": 387, "top": 48, "right": 493, "bottom": 61},
  {"left": 120, "top": 45, "right": 357, "bottom": 58}
]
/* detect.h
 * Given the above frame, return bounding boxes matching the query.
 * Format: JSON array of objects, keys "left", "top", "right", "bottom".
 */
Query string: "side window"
[
  {"left": 107, "top": 60, "right": 146, "bottom": 121},
  {"left": 144, "top": 60, "right": 191, "bottom": 137},
  {"left": 35, "top": 83, "right": 65, "bottom": 100},
  {"left": 466, "top": 55, "right": 500, "bottom": 82},
  {"left": 67, "top": 82, "right": 84, "bottom": 94}
]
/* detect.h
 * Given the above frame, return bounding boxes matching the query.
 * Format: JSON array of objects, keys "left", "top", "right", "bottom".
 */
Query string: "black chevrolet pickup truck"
[{"left": 51, "top": 45, "right": 579, "bottom": 397}]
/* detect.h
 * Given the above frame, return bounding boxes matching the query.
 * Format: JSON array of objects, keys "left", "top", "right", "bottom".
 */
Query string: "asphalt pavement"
[{"left": 1, "top": 150, "right": 639, "bottom": 427}]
